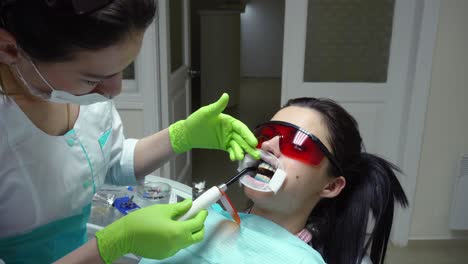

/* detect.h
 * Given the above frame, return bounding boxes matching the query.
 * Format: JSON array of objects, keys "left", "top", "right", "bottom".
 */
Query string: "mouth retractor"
[{"left": 238, "top": 149, "right": 286, "bottom": 194}]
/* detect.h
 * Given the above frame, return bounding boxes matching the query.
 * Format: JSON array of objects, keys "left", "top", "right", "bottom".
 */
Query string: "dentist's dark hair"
[
  {"left": 0, "top": 0, "right": 156, "bottom": 62},
  {"left": 284, "top": 97, "right": 408, "bottom": 264}
]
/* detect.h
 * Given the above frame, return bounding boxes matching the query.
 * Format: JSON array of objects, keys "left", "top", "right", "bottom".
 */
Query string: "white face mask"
[{"left": 14, "top": 56, "right": 111, "bottom": 105}]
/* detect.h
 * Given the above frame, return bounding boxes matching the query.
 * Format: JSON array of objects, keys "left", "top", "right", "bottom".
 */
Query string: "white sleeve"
[{"left": 104, "top": 103, "right": 139, "bottom": 186}]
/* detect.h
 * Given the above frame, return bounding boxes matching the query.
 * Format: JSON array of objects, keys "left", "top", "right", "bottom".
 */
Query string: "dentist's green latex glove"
[
  {"left": 169, "top": 93, "right": 260, "bottom": 160},
  {"left": 95, "top": 199, "right": 207, "bottom": 264}
]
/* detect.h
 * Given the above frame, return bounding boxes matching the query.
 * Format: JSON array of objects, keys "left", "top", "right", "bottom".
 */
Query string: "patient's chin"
[{"left": 243, "top": 185, "right": 274, "bottom": 201}]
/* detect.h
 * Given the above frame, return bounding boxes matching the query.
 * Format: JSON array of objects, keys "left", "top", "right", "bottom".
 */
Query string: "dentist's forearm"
[
  {"left": 54, "top": 238, "right": 104, "bottom": 264},
  {"left": 133, "top": 128, "right": 177, "bottom": 180}
]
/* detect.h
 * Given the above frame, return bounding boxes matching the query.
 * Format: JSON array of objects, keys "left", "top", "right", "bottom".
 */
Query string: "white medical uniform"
[{"left": 0, "top": 95, "right": 138, "bottom": 263}]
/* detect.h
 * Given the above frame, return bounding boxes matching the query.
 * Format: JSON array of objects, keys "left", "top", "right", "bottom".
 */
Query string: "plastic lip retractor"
[{"left": 238, "top": 149, "right": 287, "bottom": 194}]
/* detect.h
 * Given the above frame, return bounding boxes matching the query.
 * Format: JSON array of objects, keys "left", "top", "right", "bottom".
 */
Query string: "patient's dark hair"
[
  {"left": 284, "top": 98, "right": 408, "bottom": 264},
  {"left": 0, "top": 0, "right": 156, "bottom": 62}
]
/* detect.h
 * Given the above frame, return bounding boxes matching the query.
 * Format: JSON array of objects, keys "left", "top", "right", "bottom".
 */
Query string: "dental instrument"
[{"left": 178, "top": 167, "right": 256, "bottom": 223}]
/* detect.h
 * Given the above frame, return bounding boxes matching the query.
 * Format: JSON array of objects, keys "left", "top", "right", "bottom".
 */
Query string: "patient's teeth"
[
  {"left": 259, "top": 162, "right": 275, "bottom": 172},
  {"left": 254, "top": 174, "right": 271, "bottom": 183}
]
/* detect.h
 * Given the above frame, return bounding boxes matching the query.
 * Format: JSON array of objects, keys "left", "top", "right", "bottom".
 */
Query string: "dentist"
[{"left": 0, "top": 1, "right": 259, "bottom": 263}]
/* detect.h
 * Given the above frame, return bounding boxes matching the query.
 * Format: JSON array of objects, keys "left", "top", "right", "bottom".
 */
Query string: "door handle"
[{"left": 188, "top": 69, "right": 200, "bottom": 78}]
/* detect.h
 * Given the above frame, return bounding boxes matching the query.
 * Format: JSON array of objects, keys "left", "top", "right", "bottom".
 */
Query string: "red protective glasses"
[{"left": 254, "top": 121, "right": 342, "bottom": 174}]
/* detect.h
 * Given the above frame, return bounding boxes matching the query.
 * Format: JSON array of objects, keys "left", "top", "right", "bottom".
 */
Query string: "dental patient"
[{"left": 140, "top": 97, "right": 408, "bottom": 264}]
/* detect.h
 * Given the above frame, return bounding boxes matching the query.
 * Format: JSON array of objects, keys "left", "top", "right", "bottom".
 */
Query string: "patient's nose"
[{"left": 260, "top": 136, "right": 281, "bottom": 158}]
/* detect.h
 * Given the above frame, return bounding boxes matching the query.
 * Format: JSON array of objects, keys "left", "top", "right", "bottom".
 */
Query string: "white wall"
[
  {"left": 119, "top": 110, "right": 145, "bottom": 139},
  {"left": 241, "top": 0, "right": 284, "bottom": 78},
  {"left": 410, "top": 0, "right": 468, "bottom": 239}
]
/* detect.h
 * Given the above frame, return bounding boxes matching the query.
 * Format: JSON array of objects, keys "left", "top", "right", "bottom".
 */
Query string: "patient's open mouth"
[
  {"left": 254, "top": 162, "right": 277, "bottom": 183},
  {"left": 239, "top": 150, "right": 286, "bottom": 193}
]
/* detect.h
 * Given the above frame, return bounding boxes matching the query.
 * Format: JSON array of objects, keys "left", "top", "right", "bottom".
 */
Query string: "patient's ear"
[
  {"left": 319, "top": 176, "right": 346, "bottom": 198},
  {"left": 0, "top": 28, "right": 19, "bottom": 65}
]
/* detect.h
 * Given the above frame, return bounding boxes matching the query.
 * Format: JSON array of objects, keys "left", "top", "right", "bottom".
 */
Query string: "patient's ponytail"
[
  {"left": 357, "top": 153, "right": 408, "bottom": 263},
  {"left": 284, "top": 98, "right": 408, "bottom": 264}
]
